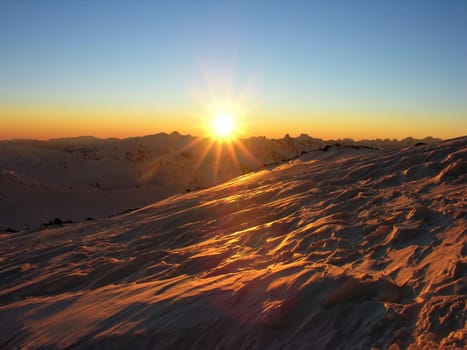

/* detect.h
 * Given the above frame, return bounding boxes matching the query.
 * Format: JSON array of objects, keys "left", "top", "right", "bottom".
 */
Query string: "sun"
[{"left": 212, "top": 113, "right": 235, "bottom": 140}]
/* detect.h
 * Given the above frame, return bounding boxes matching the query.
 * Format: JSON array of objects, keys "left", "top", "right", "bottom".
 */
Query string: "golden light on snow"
[{"left": 211, "top": 113, "right": 235, "bottom": 140}]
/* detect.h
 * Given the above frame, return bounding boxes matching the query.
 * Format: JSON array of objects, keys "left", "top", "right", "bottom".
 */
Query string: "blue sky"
[{"left": 0, "top": 0, "right": 466, "bottom": 139}]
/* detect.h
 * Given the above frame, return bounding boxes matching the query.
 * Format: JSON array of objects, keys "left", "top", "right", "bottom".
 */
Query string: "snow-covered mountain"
[
  {"left": 0, "top": 136, "right": 464, "bottom": 349},
  {"left": 0, "top": 133, "right": 440, "bottom": 230},
  {"left": 0, "top": 132, "right": 325, "bottom": 229}
]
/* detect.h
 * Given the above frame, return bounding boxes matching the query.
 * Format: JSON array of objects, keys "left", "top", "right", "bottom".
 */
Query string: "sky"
[{"left": 0, "top": 0, "right": 466, "bottom": 140}]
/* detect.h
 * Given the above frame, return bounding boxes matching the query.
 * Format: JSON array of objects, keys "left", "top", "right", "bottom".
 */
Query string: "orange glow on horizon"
[{"left": 0, "top": 104, "right": 465, "bottom": 141}]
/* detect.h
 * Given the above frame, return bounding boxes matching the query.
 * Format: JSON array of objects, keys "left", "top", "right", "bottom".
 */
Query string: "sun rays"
[
  {"left": 182, "top": 132, "right": 258, "bottom": 186},
  {"left": 138, "top": 132, "right": 259, "bottom": 191},
  {"left": 137, "top": 60, "right": 261, "bottom": 186}
]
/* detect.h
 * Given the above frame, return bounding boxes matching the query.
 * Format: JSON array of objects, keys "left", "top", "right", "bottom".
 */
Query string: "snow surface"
[{"left": 0, "top": 136, "right": 465, "bottom": 349}]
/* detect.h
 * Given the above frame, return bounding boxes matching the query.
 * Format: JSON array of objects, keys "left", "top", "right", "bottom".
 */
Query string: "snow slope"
[{"left": 0, "top": 137, "right": 465, "bottom": 349}]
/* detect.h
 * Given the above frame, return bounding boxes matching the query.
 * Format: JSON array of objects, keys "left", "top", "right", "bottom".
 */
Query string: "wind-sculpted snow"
[{"left": 0, "top": 137, "right": 465, "bottom": 349}]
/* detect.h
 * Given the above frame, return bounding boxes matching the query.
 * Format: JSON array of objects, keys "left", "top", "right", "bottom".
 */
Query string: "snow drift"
[{"left": 0, "top": 136, "right": 465, "bottom": 349}]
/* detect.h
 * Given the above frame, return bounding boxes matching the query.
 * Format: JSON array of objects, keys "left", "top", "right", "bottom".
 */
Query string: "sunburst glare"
[{"left": 212, "top": 113, "right": 235, "bottom": 140}]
